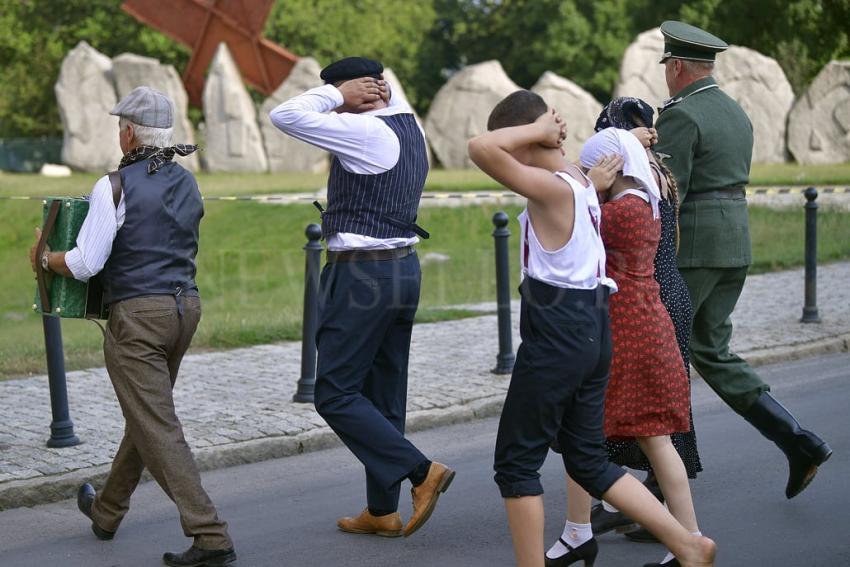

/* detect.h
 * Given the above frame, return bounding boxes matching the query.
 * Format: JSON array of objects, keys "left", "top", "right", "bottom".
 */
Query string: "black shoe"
[
  {"left": 643, "top": 559, "right": 680, "bottom": 567},
  {"left": 545, "top": 537, "right": 598, "bottom": 567},
  {"left": 162, "top": 545, "right": 236, "bottom": 567},
  {"left": 624, "top": 527, "right": 659, "bottom": 543},
  {"left": 76, "top": 483, "right": 115, "bottom": 541},
  {"left": 590, "top": 503, "right": 637, "bottom": 534},
  {"left": 741, "top": 392, "right": 833, "bottom": 498}
]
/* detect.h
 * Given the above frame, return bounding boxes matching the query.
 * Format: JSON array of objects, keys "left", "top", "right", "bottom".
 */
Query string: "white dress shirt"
[
  {"left": 64, "top": 175, "right": 125, "bottom": 282},
  {"left": 269, "top": 84, "right": 424, "bottom": 251}
]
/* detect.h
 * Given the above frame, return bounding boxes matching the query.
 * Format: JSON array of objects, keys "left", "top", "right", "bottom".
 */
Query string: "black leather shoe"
[
  {"left": 162, "top": 545, "right": 236, "bottom": 567},
  {"left": 77, "top": 483, "right": 115, "bottom": 541},
  {"left": 590, "top": 503, "right": 636, "bottom": 534},
  {"left": 624, "top": 527, "right": 659, "bottom": 543},
  {"left": 741, "top": 392, "right": 833, "bottom": 498},
  {"left": 545, "top": 537, "right": 598, "bottom": 567},
  {"left": 643, "top": 558, "right": 680, "bottom": 567}
]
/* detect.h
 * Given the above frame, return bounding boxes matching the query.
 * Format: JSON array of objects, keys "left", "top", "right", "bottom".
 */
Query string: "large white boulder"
[
  {"left": 425, "top": 60, "right": 520, "bottom": 169},
  {"left": 55, "top": 41, "right": 123, "bottom": 172},
  {"left": 532, "top": 71, "right": 602, "bottom": 159},
  {"left": 112, "top": 53, "right": 199, "bottom": 171},
  {"left": 201, "top": 43, "right": 268, "bottom": 172},
  {"left": 260, "top": 57, "right": 328, "bottom": 173},
  {"left": 613, "top": 28, "right": 668, "bottom": 112},
  {"left": 788, "top": 61, "right": 850, "bottom": 165},
  {"left": 714, "top": 46, "right": 793, "bottom": 163}
]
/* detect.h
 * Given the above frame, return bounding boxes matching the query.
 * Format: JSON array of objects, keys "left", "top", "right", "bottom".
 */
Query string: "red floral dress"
[{"left": 601, "top": 193, "right": 690, "bottom": 439}]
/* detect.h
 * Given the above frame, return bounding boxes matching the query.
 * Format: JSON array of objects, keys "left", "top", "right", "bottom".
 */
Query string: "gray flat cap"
[{"left": 110, "top": 86, "right": 174, "bottom": 128}]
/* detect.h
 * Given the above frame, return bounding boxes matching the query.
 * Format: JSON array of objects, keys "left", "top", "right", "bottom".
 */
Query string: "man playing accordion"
[{"left": 29, "top": 86, "right": 236, "bottom": 567}]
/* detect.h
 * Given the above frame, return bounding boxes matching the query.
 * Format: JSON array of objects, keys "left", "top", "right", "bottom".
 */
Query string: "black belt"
[
  {"left": 521, "top": 277, "right": 610, "bottom": 308},
  {"left": 684, "top": 186, "right": 746, "bottom": 202},
  {"left": 326, "top": 245, "right": 415, "bottom": 264}
]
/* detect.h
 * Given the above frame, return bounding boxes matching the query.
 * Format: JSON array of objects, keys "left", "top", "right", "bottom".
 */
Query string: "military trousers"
[
  {"left": 91, "top": 295, "right": 232, "bottom": 550},
  {"left": 680, "top": 267, "right": 770, "bottom": 415}
]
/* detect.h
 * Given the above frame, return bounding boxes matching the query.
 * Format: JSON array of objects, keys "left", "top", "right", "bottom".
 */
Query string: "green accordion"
[{"left": 33, "top": 197, "right": 108, "bottom": 319}]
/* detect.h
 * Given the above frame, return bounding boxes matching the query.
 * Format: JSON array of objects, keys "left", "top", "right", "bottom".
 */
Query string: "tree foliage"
[
  {"left": 265, "top": 0, "right": 437, "bottom": 110},
  {"left": 1, "top": 0, "right": 848, "bottom": 138},
  {"left": 0, "top": 0, "right": 188, "bottom": 137}
]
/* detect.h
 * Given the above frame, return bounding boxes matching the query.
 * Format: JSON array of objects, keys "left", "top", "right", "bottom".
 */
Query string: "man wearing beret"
[
  {"left": 654, "top": 21, "right": 832, "bottom": 500},
  {"left": 270, "top": 57, "right": 454, "bottom": 538},
  {"left": 29, "top": 87, "right": 235, "bottom": 566}
]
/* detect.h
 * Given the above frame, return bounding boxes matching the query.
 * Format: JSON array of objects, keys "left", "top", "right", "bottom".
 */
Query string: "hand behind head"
[
  {"left": 336, "top": 77, "right": 388, "bottom": 114},
  {"left": 535, "top": 108, "right": 568, "bottom": 149},
  {"left": 587, "top": 154, "right": 624, "bottom": 196}
]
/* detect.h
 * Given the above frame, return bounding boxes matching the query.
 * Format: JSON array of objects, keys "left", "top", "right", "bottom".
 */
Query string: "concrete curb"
[
  {"left": 1, "top": 334, "right": 847, "bottom": 511},
  {"left": 741, "top": 333, "right": 850, "bottom": 368}
]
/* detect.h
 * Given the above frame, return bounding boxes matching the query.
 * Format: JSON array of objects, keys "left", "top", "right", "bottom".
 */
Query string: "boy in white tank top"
[{"left": 468, "top": 90, "right": 716, "bottom": 567}]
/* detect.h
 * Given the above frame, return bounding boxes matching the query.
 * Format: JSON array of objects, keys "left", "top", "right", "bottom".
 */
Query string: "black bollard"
[
  {"left": 293, "top": 224, "right": 323, "bottom": 402},
  {"left": 491, "top": 212, "right": 515, "bottom": 374},
  {"left": 801, "top": 187, "right": 821, "bottom": 323},
  {"left": 42, "top": 315, "right": 80, "bottom": 447}
]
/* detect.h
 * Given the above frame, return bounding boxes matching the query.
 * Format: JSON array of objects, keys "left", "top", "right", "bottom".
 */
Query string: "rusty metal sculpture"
[{"left": 121, "top": 0, "right": 299, "bottom": 106}]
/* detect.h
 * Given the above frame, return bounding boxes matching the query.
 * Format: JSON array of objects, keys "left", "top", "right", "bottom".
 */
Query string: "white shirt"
[
  {"left": 519, "top": 171, "right": 617, "bottom": 292},
  {"left": 64, "top": 175, "right": 125, "bottom": 282},
  {"left": 269, "top": 84, "right": 424, "bottom": 251}
]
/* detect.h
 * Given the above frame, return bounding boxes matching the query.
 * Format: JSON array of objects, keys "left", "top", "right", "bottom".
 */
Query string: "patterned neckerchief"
[{"left": 118, "top": 144, "right": 199, "bottom": 173}]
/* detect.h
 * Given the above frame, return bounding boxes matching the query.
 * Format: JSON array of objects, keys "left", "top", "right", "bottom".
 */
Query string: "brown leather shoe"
[
  {"left": 337, "top": 508, "right": 403, "bottom": 537},
  {"left": 403, "top": 462, "right": 455, "bottom": 537}
]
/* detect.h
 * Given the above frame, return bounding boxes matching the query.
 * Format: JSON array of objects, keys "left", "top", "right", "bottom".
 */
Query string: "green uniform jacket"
[{"left": 655, "top": 76, "right": 754, "bottom": 268}]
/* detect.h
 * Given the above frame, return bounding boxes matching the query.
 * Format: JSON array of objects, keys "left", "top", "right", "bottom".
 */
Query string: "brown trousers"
[{"left": 90, "top": 295, "right": 232, "bottom": 550}]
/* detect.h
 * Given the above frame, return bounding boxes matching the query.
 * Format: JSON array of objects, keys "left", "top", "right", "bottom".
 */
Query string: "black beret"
[{"left": 320, "top": 56, "right": 384, "bottom": 84}]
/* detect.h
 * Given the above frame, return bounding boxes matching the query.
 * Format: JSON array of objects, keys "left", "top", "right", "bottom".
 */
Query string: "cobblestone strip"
[{"left": 1, "top": 262, "right": 848, "bottom": 510}]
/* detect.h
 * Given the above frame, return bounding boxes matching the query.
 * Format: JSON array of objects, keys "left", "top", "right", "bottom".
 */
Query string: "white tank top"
[{"left": 519, "top": 171, "right": 617, "bottom": 292}]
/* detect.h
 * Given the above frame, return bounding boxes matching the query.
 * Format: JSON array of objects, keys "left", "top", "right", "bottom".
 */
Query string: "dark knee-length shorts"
[{"left": 494, "top": 277, "right": 625, "bottom": 499}]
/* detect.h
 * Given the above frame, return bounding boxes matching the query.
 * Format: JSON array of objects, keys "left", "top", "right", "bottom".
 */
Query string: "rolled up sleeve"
[{"left": 64, "top": 175, "right": 121, "bottom": 282}]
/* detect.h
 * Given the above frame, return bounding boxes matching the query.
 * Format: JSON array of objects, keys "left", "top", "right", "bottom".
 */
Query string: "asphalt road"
[{"left": 1, "top": 353, "right": 848, "bottom": 567}]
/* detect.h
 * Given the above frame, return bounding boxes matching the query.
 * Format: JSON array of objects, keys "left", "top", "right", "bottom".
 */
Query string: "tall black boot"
[{"left": 742, "top": 392, "right": 833, "bottom": 499}]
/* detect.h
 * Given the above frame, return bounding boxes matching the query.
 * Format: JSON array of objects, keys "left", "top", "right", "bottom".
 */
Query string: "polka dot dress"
[{"left": 605, "top": 195, "right": 703, "bottom": 478}]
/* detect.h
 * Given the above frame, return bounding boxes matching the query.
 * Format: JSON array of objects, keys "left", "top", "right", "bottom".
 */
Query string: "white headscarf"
[{"left": 579, "top": 127, "right": 660, "bottom": 219}]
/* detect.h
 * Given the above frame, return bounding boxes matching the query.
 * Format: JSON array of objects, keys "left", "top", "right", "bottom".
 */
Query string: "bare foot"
[{"left": 679, "top": 535, "right": 716, "bottom": 567}]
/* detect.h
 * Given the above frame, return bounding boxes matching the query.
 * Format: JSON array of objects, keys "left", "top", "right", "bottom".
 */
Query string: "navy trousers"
[
  {"left": 494, "top": 277, "right": 625, "bottom": 500},
  {"left": 314, "top": 252, "right": 427, "bottom": 512}
]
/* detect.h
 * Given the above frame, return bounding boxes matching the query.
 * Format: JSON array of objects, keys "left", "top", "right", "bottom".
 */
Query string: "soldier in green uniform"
[{"left": 654, "top": 21, "right": 832, "bottom": 499}]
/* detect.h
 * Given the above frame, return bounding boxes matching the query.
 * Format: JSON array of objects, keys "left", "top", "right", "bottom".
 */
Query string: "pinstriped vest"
[{"left": 321, "top": 113, "right": 428, "bottom": 239}]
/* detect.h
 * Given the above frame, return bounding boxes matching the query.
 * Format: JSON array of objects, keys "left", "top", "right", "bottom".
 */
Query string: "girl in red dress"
[{"left": 546, "top": 128, "right": 702, "bottom": 567}]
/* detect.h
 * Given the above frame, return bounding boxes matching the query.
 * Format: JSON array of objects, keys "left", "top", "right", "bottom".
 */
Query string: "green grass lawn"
[
  {"left": 1, "top": 170, "right": 849, "bottom": 379},
  {"left": 0, "top": 200, "right": 522, "bottom": 379},
  {"left": 2, "top": 162, "right": 849, "bottom": 200}
]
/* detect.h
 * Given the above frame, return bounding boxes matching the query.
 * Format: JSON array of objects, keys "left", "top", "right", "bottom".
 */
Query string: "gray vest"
[
  {"left": 102, "top": 159, "right": 203, "bottom": 305},
  {"left": 322, "top": 113, "right": 428, "bottom": 239}
]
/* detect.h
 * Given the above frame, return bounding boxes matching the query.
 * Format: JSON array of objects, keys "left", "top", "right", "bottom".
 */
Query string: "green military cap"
[{"left": 659, "top": 20, "right": 728, "bottom": 63}]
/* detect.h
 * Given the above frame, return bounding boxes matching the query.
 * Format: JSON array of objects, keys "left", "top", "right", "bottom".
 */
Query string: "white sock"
[
  {"left": 660, "top": 531, "right": 701, "bottom": 564},
  {"left": 546, "top": 521, "right": 593, "bottom": 559},
  {"left": 602, "top": 500, "right": 619, "bottom": 513}
]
